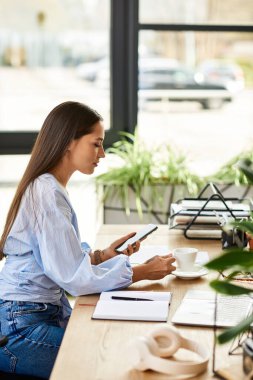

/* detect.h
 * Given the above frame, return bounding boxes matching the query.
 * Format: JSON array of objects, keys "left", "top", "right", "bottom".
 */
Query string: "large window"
[
  {"left": 0, "top": 0, "right": 110, "bottom": 133},
  {"left": 0, "top": 0, "right": 253, "bottom": 232},
  {"left": 140, "top": 0, "right": 253, "bottom": 25},
  {"left": 137, "top": 0, "right": 253, "bottom": 176}
]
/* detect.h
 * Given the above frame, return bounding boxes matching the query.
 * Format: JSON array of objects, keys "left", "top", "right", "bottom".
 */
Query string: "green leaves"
[
  {"left": 210, "top": 280, "right": 253, "bottom": 295},
  {"left": 237, "top": 158, "right": 253, "bottom": 184},
  {"left": 232, "top": 219, "right": 253, "bottom": 235},
  {"left": 217, "top": 313, "right": 253, "bottom": 344},
  {"left": 206, "top": 241, "right": 253, "bottom": 345},
  {"left": 208, "top": 151, "right": 253, "bottom": 185},
  {"left": 205, "top": 248, "right": 253, "bottom": 272},
  {"left": 96, "top": 130, "right": 200, "bottom": 218}
]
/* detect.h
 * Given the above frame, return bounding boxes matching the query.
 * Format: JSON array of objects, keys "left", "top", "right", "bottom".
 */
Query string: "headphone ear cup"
[
  {"left": 129, "top": 336, "right": 177, "bottom": 375},
  {"left": 150, "top": 325, "right": 182, "bottom": 357},
  {"left": 129, "top": 336, "right": 151, "bottom": 371},
  {"left": 144, "top": 335, "right": 161, "bottom": 356}
]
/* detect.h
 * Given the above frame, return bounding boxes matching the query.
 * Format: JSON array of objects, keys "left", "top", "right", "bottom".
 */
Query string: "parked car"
[
  {"left": 198, "top": 60, "right": 245, "bottom": 94},
  {"left": 76, "top": 57, "right": 108, "bottom": 81},
  {"left": 139, "top": 62, "right": 232, "bottom": 109},
  {"left": 77, "top": 57, "right": 233, "bottom": 109}
]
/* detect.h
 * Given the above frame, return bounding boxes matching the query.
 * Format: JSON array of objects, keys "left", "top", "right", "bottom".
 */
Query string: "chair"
[{"left": 0, "top": 334, "right": 46, "bottom": 380}]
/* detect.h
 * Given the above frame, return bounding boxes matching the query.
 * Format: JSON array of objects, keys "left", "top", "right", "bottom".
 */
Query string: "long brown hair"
[{"left": 0, "top": 101, "right": 102, "bottom": 259}]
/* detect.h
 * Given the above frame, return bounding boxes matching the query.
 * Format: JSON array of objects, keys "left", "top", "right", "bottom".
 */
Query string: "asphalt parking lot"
[{"left": 138, "top": 89, "right": 253, "bottom": 176}]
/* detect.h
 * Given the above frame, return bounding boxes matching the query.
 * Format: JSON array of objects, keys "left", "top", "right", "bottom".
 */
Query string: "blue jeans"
[{"left": 0, "top": 299, "right": 68, "bottom": 379}]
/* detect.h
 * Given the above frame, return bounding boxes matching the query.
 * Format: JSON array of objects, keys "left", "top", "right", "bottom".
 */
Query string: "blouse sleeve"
[{"left": 36, "top": 208, "right": 133, "bottom": 296}]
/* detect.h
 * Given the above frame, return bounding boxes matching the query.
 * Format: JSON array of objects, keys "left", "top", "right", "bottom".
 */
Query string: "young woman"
[{"left": 0, "top": 101, "right": 176, "bottom": 379}]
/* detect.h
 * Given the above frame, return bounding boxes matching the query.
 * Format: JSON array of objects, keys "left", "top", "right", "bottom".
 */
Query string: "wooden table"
[{"left": 50, "top": 225, "right": 246, "bottom": 380}]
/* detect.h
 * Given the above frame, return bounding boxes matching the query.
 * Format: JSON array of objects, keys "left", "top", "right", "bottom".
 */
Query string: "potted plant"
[
  {"left": 205, "top": 158, "right": 253, "bottom": 345},
  {"left": 207, "top": 150, "right": 253, "bottom": 199},
  {"left": 96, "top": 131, "right": 202, "bottom": 224},
  {"left": 205, "top": 229, "right": 253, "bottom": 345}
]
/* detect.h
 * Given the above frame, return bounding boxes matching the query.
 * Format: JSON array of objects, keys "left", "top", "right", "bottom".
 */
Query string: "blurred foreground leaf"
[
  {"left": 205, "top": 249, "right": 253, "bottom": 271},
  {"left": 210, "top": 280, "right": 253, "bottom": 295},
  {"left": 218, "top": 313, "right": 253, "bottom": 344}
]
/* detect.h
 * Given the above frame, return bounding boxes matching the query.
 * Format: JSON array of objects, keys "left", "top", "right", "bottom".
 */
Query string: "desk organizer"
[{"left": 169, "top": 182, "right": 252, "bottom": 240}]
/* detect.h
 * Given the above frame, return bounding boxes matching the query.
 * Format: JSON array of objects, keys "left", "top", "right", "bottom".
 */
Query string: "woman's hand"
[
  {"left": 102, "top": 232, "right": 141, "bottom": 261},
  {"left": 132, "top": 254, "right": 176, "bottom": 282},
  {"left": 144, "top": 254, "right": 176, "bottom": 280}
]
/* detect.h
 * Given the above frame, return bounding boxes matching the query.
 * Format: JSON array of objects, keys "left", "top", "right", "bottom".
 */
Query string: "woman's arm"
[
  {"left": 89, "top": 239, "right": 176, "bottom": 283},
  {"left": 34, "top": 180, "right": 134, "bottom": 295}
]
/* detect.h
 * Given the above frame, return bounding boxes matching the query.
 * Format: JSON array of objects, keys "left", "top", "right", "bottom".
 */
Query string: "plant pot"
[
  {"left": 215, "top": 183, "right": 253, "bottom": 200},
  {"left": 100, "top": 184, "right": 191, "bottom": 224}
]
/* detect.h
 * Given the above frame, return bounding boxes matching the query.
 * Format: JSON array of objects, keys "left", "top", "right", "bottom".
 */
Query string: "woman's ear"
[{"left": 66, "top": 140, "right": 76, "bottom": 153}]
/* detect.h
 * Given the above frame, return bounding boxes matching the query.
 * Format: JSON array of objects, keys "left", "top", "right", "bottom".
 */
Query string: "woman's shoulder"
[
  {"left": 33, "top": 173, "right": 60, "bottom": 196},
  {"left": 26, "top": 174, "right": 70, "bottom": 211}
]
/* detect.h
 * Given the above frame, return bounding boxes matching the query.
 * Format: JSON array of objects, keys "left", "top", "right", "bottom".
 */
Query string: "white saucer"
[{"left": 172, "top": 266, "right": 208, "bottom": 280}]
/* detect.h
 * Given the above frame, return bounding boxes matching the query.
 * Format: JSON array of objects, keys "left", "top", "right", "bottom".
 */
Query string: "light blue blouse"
[{"left": 0, "top": 173, "right": 133, "bottom": 306}]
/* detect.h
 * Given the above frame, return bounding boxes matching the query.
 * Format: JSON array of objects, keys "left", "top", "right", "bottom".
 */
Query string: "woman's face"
[{"left": 68, "top": 121, "right": 105, "bottom": 175}]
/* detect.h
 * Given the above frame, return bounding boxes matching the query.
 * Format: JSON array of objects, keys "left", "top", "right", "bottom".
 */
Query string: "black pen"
[{"left": 111, "top": 296, "right": 154, "bottom": 301}]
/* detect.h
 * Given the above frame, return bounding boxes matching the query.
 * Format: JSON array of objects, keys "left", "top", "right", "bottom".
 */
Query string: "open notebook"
[
  {"left": 92, "top": 291, "right": 172, "bottom": 322},
  {"left": 172, "top": 290, "right": 252, "bottom": 327}
]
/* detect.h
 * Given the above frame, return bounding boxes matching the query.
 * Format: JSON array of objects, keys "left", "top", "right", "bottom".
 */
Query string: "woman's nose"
[{"left": 99, "top": 146, "right": 105, "bottom": 158}]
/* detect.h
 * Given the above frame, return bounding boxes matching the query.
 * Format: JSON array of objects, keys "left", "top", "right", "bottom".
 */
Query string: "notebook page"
[
  {"left": 92, "top": 300, "right": 169, "bottom": 321},
  {"left": 92, "top": 291, "right": 172, "bottom": 321}
]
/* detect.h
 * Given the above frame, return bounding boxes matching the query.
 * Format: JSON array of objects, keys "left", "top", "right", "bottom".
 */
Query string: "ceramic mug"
[{"left": 173, "top": 247, "right": 198, "bottom": 272}]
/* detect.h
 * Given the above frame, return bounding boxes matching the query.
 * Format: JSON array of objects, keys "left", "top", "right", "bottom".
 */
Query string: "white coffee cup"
[{"left": 173, "top": 247, "right": 198, "bottom": 272}]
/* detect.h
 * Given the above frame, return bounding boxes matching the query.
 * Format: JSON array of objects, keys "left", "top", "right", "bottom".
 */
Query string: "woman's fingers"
[
  {"left": 169, "top": 262, "right": 177, "bottom": 271},
  {"left": 132, "top": 240, "right": 140, "bottom": 252},
  {"left": 145, "top": 254, "right": 175, "bottom": 264},
  {"left": 161, "top": 253, "right": 174, "bottom": 259},
  {"left": 112, "top": 232, "right": 141, "bottom": 256},
  {"left": 144, "top": 255, "right": 177, "bottom": 280},
  {"left": 111, "top": 232, "right": 136, "bottom": 249},
  {"left": 123, "top": 241, "right": 140, "bottom": 256}
]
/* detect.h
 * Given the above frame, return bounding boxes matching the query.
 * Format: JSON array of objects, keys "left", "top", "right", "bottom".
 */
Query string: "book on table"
[
  {"left": 92, "top": 290, "right": 172, "bottom": 322},
  {"left": 172, "top": 290, "right": 252, "bottom": 327}
]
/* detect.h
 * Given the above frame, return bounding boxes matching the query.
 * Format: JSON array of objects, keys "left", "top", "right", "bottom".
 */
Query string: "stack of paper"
[
  {"left": 169, "top": 200, "right": 250, "bottom": 239},
  {"left": 180, "top": 200, "right": 250, "bottom": 211},
  {"left": 92, "top": 290, "right": 172, "bottom": 322}
]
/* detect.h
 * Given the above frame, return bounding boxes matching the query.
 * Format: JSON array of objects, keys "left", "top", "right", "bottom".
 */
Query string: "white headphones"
[{"left": 129, "top": 325, "right": 209, "bottom": 377}]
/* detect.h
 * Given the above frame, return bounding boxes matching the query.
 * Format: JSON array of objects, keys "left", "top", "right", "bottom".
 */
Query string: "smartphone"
[{"left": 115, "top": 224, "right": 158, "bottom": 253}]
